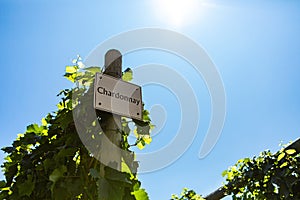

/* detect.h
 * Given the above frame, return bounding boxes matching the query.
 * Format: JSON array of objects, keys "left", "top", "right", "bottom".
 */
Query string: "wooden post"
[
  {"left": 98, "top": 49, "right": 122, "bottom": 171},
  {"left": 204, "top": 187, "right": 227, "bottom": 200}
]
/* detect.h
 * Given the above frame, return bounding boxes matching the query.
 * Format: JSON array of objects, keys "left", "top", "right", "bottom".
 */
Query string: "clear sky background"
[{"left": 0, "top": 0, "right": 300, "bottom": 199}]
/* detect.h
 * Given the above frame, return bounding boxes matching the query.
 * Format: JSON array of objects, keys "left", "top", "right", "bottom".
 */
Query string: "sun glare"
[{"left": 153, "top": 0, "right": 201, "bottom": 27}]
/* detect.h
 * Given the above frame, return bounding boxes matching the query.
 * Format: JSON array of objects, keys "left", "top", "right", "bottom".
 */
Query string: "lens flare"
[{"left": 153, "top": 0, "right": 200, "bottom": 27}]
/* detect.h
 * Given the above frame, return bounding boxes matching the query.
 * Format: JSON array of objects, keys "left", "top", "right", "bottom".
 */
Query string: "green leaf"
[
  {"left": 0, "top": 180, "right": 6, "bottom": 188},
  {"left": 17, "top": 175, "right": 34, "bottom": 196},
  {"left": 66, "top": 66, "right": 77, "bottom": 73},
  {"left": 277, "top": 152, "right": 285, "bottom": 161},
  {"left": 26, "top": 123, "right": 48, "bottom": 137},
  {"left": 49, "top": 165, "right": 67, "bottom": 194},
  {"left": 222, "top": 170, "right": 228, "bottom": 177},
  {"left": 1, "top": 187, "right": 10, "bottom": 191},
  {"left": 104, "top": 167, "right": 132, "bottom": 185},
  {"left": 64, "top": 73, "right": 77, "bottom": 82},
  {"left": 280, "top": 162, "right": 288, "bottom": 168},
  {"left": 244, "top": 158, "right": 251, "bottom": 163},
  {"left": 142, "top": 110, "right": 151, "bottom": 122},
  {"left": 49, "top": 165, "right": 67, "bottom": 183},
  {"left": 89, "top": 168, "right": 100, "bottom": 179},
  {"left": 132, "top": 188, "right": 149, "bottom": 200},
  {"left": 136, "top": 140, "right": 146, "bottom": 150},
  {"left": 143, "top": 135, "right": 152, "bottom": 145},
  {"left": 41, "top": 118, "right": 48, "bottom": 126},
  {"left": 1, "top": 147, "right": 14, "bottom": 154},
  {"left": 121, "top": 160, "right": 132, "bottom": 174},
  {"left": 122, "top": 68, "right": 133, "bottom": 82},
  {"left": 285, "top": 149, "right": 296, "bottom": 155},
  {"left": 52, "top": 178, "right": 83, "bottom": 199},
  {"left": 43, "top": 158, "right": 54, "bottom": 172},
  {"left": 52, "top": 187, "right": 71, "bottom": 200},
  {"left": 26, "top": 124, "right": 43, "bottom": 134},
  {"left": 97, "top": 177, "right": 124, "bottom": 200},
  {"left": 57, "top": 147, "right": 78, "bottom": 159},
  {"left": 55, "top": 110, "right": 73, "bottom": 129},
  {"left": 5, "top": 163, "right": 18, "bottom": 185},
  {"left": 84, "top": 66, "right": 101, "bottom": 73}
]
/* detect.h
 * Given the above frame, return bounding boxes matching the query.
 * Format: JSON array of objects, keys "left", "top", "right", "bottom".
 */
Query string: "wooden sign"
[{"left": 94, "top": 72, "right": 142, "bottom": 120}]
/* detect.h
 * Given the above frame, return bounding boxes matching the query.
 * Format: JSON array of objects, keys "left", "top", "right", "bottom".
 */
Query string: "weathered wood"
[
  {"left": 98, "top": 49, "right": 122, "bottom": 171},
  {"left": 204, "top": 187, "right": 227, "bottom": 200},
  {"left": 104, "top": 49, "right": 122, "bottom": 78}
]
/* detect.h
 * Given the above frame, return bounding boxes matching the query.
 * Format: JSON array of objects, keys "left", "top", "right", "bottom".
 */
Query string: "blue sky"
[{"left": 1, "top": 0, "right": 300, "bottom": 199}]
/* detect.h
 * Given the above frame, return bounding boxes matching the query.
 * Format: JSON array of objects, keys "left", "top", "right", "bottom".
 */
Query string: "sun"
[{"left": 153, "top": 0, "right": 200, "bottom": 27}]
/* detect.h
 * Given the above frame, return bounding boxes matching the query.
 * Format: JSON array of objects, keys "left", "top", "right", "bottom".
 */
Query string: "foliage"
[
  {"left": 171, "top": 188, "right": 205, "bottom": 200},
  {"left": 0, "top": 56, "right": 153, "bottom": 200},
  {"left": 171, "top": 142, "right": 300, "bottom": 200},
  {"left": 222, "top": 146, "right": 300, "bottom": 199},
  {"left": 1, "top": 55, "right": 299, "bottom": 200}
]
